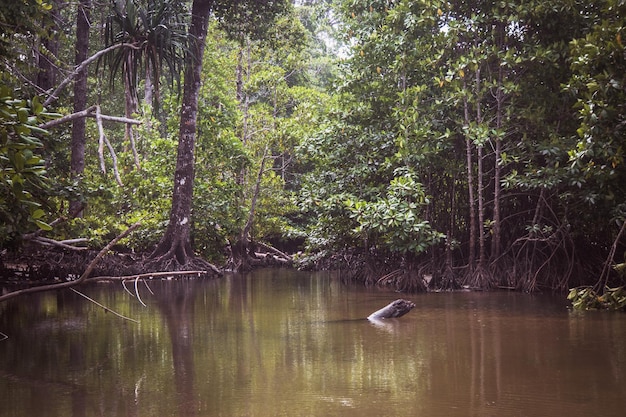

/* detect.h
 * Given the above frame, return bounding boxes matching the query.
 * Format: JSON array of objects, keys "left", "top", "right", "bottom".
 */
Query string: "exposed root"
[
  {"left": 225, "top": 239, "right": 293, "bottom": 273},
  {"left": 146, "top": 237, "right": 221, "bottom": 276}
]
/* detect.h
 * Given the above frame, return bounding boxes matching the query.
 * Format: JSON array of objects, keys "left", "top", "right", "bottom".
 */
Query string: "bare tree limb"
[
  {"left": 0, "top": 222, "right": 141, "bottom": 303},
  {"left": 95, "top": 105, "right": 123, "bottom": 186},
  {"left": 39, "top": 107, "right": 142, "bottom": 130},
  {"left": 94, "top": 270, "right": 207, "bottom": 281},
  {"left": 255, "top": 241, "right": 292, "bottom": 261},
  {"left": 30, "top": 236, "right": 88, "bottom": 251},
  {"left": 43, "top": 42, "right": 145, "bottom": 107},
  {"left": 98, "top": 113, "right": 143, "bottom": 124},
  {"left": 39, "top": 105, "right": 97, "bottom": 129},
  {"left": 104, "top": 133, "right": 123, "bottom": 186},
  {"left": 96, "top": 105, "right": 107, "bottom": 175}
]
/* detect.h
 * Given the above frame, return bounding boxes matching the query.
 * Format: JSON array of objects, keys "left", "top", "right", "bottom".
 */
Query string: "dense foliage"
[
  {"left": 0, "top": 0, "right": 624, "bottom": 295},
  {"left": 295, "top": 0, "right": 626, "bottom": 292},
  {"left": 0, "top": 88, "right": 58, "bottom": 244}
]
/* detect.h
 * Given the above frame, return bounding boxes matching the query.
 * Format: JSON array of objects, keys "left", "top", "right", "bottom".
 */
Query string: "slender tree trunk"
[
  {"left": 123, "top": 54, "right": 138, "bottom": 141},
  {"left": 475, "top": 67, "right": 487, "bottom": 272},
  {"left": 491, "top": 21, "right": 506, "bottom": 263},
  {"left": 231, "top": 147, "right": 269, "bottom": 272},
  {"left": 491, "top": 65, "right": 504, "bottom": 262},
  {"left": 463, "top": 78, "right": 476, "bottom": 272},
  {"left": 149, "top": 0, "right": 216, "bottom": 271},
  {"left": 236, "top": 39, "right": 251, "bottom": 187},
  {"left": 69, "top": 0, "right": 91, "bottom": 215},
  {"left": 144, "top": 61, "right": 154, "bottom": 109}
]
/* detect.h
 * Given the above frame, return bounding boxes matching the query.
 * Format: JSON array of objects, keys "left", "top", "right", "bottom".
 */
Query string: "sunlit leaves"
[{"left": 568, "top": 286, "right": 626, "bottom": 311}]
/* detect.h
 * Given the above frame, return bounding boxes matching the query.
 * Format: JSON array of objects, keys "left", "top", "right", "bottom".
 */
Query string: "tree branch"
[
  {"left": 39, "top": 107, "right": 142, "bottom": 130},
  {"left": 0, "top": 222, "right": 141, "bottom": 303},
  {"left": 30, "top": 236, "right": 88, "bottom": 251},
  {"left": 95, "top": 105, "right": 123, "bottom": 186},
  {"left": 43, "top": 42, "right": 145, "bottom": 107}
]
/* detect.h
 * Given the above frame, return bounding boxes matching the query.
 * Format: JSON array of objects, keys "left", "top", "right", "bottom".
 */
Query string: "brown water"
[{"left": 1, "top": 269, "right": 625, "bottom": 417}]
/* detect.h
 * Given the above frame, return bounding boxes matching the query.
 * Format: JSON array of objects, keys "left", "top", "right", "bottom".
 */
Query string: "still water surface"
[{"left": 1, "top": 269, "right": 626, "bottom": 417}]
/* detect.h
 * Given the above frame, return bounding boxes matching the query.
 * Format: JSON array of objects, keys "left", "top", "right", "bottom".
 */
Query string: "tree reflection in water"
[{"left": 155, "top": 281, "right": 197, "bottom": 417}]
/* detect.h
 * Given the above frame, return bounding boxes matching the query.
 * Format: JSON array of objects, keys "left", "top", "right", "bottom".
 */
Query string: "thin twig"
[
  {"left": 70, "top": 288, "right": 139, "bottom": 323},
  {"left": 595, "top": 221, "right": 626, "bottom": 292}
]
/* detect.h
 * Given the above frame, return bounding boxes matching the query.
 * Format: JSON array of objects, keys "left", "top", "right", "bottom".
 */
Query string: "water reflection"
[
  {"left": 154, "top": 281, "right": 197, "bottom": 416},
  {"left": 1, "top": 270, "right": 626, "bottom": 417}
]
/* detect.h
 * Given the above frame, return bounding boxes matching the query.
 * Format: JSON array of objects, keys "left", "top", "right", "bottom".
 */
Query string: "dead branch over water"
[{"left": 0, "top": 223, "right": 211, "bottom": 304}]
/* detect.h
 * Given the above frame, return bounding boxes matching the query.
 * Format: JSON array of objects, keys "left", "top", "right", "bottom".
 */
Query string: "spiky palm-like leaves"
[{"left": 100, "top": 0, "right": 189, "bottom": 106}]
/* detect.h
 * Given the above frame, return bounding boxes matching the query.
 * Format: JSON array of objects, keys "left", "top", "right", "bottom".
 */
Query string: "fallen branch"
[
  {"left": 30, "top": 236, "right": 88, "bottom": 251},
  {"left": 93, "top": 270, "right": 207, "bottom": 281},
  {"left": 0, "top": 222, "right": 141, "bottom": 303},
  {"left": 134, "top": 276, "right": 146, "bottom": 307},
  {"left": 255, "top": 241, "right": 292, "bottom": 262}
]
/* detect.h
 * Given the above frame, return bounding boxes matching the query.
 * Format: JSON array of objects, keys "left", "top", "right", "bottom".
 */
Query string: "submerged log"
[{"left": 367, "top": 299, "right": 416, "bottom": 320}]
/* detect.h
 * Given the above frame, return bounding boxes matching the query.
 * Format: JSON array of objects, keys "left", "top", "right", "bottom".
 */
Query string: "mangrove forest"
[{"left": 1, "top": 0, "right": 626, "bottom": 304}]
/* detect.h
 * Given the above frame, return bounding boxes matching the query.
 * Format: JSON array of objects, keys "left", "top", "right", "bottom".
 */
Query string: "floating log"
[{"left": 367, "top": 299, "right": 415, "bottom": 321}]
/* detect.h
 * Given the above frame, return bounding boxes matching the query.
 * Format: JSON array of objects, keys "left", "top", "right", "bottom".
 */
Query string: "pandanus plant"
[{"left": 99, "top": 0, "right": 189, "bottom": 112}]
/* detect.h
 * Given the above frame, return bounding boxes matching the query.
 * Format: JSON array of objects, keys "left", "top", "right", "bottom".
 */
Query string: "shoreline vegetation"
[{"left": 2, "top": 226, "right": 625, "bottom": 312}]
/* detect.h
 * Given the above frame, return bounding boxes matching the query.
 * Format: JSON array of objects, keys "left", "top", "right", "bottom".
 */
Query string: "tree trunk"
[
  {"left": 491, "top": 21, "right": 506, "bottom": 263},
  {"left": 36, "top": 0, "right": 61, "bottom": 93},
  {"left": 69, "top": 0, "right": 91, "bottom": 215},
  {"left": 463, "top": 78, "right": 476, "bottom": 272},
  {"left": 230, "top": 147, "right": 268, "bottom": 272},
  {"left": 148, "top": 0, "right": 218, "bottom": 273},
  {"left": 475, "top": 67, "right": 487, "bottom": 272},
  {"left": 491, "top": 65, "right": 504, "bottom": 262},
  {"left": 236, "top": 39, "right": 251, "bottom": 187}
]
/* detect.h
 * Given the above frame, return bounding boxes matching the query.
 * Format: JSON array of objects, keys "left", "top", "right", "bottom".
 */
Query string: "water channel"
[{"left": 1, "top": 268, "right": 625, "bottom": 417}]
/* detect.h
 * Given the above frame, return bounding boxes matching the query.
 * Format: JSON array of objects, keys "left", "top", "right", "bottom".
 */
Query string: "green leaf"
[
  {"left": 33, "top": 219, "right": 52, "bottom": 231},
  {"left": 31, "top": 208, "right": 45, "bottom": 219}
]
